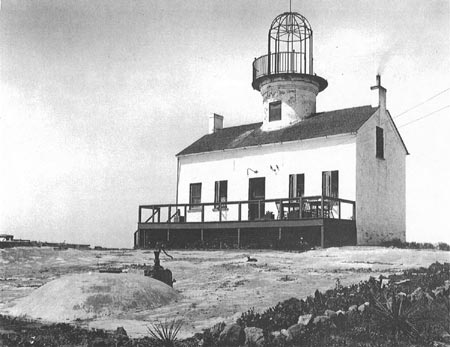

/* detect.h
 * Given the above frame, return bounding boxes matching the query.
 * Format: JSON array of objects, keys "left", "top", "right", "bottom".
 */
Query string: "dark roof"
[{"left": 177, "top": 105, "right": 377, "bottom": 156}]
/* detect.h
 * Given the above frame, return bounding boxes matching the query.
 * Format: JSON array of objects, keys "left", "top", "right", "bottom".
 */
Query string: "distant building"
[{"left": 135, "top": 9, "right": 408, "bottom": 249}]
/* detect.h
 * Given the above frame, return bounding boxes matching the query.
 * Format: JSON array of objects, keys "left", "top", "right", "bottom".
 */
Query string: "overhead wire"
[
  {"left": 398, "top": 105, "right": 450, "bottom": 128},
  {"left": 394, "top": 87, "right": 450, "bottom": 119}
]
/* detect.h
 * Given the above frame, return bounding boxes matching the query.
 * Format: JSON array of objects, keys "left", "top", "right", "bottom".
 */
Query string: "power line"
[
  {"left": 398, "top": 105, "right": 450, "bottom": 128},
  {"left": 394, "top": 88, "right": 450, "bottom": 119}
]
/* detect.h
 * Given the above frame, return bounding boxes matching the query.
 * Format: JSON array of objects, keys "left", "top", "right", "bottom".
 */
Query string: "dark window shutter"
[
  {"left": 376, "top": 127, "right": 384, "bottom": 159},
  {"left": 297, "top": 174, "right": 305, "bottom": 197},
  {"left": 331, "top": 171, "right": 339, "bottom": 198},
  {"left": 289, "top": 174, "right": 294, "bottom": 198}
]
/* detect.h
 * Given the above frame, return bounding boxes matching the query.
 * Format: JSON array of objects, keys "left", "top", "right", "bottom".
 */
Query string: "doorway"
[{"left": 248, "top": 177, "right": 265, "bottom": 220}]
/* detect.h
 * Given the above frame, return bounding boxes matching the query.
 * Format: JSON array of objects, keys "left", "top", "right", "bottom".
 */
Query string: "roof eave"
[{"left": 386, "top": 110, "right": 410, "bottom": 155}]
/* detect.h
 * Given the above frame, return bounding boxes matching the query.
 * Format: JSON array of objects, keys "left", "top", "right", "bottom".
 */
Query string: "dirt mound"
[{"left": 6, "top": 272, "right": 180, "bottom": 322}]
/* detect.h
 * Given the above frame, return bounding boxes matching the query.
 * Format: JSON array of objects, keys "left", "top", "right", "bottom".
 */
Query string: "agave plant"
[
  {"left": 147, "top": 319, "right": 183, "bottom": 347},
  {"left": 370, "top": 289, "right": 425, "bottom": 344}
]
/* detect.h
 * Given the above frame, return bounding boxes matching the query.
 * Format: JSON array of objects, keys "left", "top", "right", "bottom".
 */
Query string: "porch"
[{"left": 135, "top": 196, "right": 356, "bottom": 249}]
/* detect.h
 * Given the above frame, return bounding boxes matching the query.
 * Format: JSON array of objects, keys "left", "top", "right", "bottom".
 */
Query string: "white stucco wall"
[
  {"left": 356, "top": 109, "right": 407, "bottom": 244},
  {"left": 177, "top": 134, "right": 356, "bottom": 222}
]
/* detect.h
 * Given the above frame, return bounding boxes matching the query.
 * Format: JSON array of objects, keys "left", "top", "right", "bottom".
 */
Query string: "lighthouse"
[
  {"left": 136, "top": 8, "right": 408, "bottom": 250},
  {"left": 252, "top": 11, "right": 328, "bottom": 131}
]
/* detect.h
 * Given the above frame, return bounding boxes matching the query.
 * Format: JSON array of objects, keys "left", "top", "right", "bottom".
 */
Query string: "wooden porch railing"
[{"left": 138, "top": 196, "right": 355, "bottom": 224}]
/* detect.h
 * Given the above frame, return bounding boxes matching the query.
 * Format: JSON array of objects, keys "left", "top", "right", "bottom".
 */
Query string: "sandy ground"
[{"left": 1, "top": 246, "right": 449, "bottom": 339}]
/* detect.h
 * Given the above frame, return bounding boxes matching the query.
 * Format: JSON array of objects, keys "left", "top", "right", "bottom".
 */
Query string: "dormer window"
[{"left": 269, "top": 101, "right": 281, "bottom": 122}]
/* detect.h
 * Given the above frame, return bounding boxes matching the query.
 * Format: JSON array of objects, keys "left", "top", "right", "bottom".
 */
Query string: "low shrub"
[
  {"left": 237, "top": 262, "right": 450, "bottom": 346},
  {"left": 438, "top": 242, "right": 450, "bottom": 251},
  {"left": 381, "top": 239, "right": 450, "bottom": 251}
]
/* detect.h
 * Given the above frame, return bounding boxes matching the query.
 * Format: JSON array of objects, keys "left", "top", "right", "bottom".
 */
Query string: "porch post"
[
  {"left": 238, "top": 203, "right": 242, "bottom": 221},
  {"left": 168, "top": 206, "right": 172, "bottom": 223},
  {"left": 237, "top": 228, "right": 241, "bottom": 248},
  {"left": 167, "top": 229, "right": 170, "bottom": 242},
  {"left": 299, "top": 197, "right": 302, "bottom": 219},
  {"left": 320, "top": 225, "right": 325, "bottom": 248},
  {"left": 278, "top": 227, "right": 282, "bottom": 241},
  {"left": 321, "top": 195, "right": 324, "bottom": 218},
  {"left": 138, "top": 206, "right": 142, "bottom": 224},
  {"left": 201, "top": 229, "right": 204, "bottom": 242}
]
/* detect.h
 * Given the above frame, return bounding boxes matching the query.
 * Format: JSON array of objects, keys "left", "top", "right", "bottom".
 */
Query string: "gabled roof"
[{"left": 177, "top": 105, "right": 377, "bottom": 156}]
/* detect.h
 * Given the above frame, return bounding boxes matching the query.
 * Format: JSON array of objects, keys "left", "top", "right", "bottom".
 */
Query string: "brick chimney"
[
  {"left": 371, "top": 74, "right": 387, "bottom": 112},
  {"left": 208, "top": 113, "right": 224, "bottom": 134}
]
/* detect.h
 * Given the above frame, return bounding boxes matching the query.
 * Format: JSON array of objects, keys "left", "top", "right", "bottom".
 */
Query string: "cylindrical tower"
[{"left": 252, "top": 11, "right": 327, "bottom": 131}]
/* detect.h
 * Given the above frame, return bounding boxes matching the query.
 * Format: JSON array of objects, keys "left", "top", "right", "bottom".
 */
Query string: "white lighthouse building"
[{"left": 135, "top": 9, "right": 408, "bottom": 249}]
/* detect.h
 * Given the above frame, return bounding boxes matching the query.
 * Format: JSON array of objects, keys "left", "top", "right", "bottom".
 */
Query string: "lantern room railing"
[
  {"left": 253, "top": 51, "right": 307, "bottom": 80},
  {"left": 252, "top": 51, "right": 327, "bottom": 91}
]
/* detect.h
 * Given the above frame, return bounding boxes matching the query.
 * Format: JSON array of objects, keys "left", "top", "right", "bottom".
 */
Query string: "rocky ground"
[{"left": 1, "top": 246, "right": 449, "bottom": 339}]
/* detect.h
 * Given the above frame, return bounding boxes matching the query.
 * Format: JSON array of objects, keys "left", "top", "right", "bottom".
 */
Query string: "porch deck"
[{"left": 135, "top": 196, "right": 356, "bottom": 249}]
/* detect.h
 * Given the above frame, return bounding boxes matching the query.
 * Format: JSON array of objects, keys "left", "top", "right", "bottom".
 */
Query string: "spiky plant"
[
  {"left": 147, "top": 319, "right": 183, "bottom": 347},
  {"left": 370, "top": 289, "right": 425, "bottom": 344}
]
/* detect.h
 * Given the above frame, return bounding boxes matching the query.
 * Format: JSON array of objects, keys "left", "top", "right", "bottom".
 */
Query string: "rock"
[
  {"left": 244, "top": 327, "right": 264, "bottom": 347},
  {"left": 313, "top": 315, "right": 329, "bottom": 324},
  {"left": 297, "top": 313, "right": 313, "bottom": 326},
  {"left": 325, "top": 309, "right": 337, "bottom": 318},
  {"left": 218, "top": 324, "right": 245, "bottom": 346},
  {"left": 441, "top": 332, "right": 450, "bottom": 343},
  {"left": 358, "top": 304, "right": 366, "bottom": 312},
  {"left": 336, "top": 310, "right": 346, "bottom": 316},
  {"left": 271, "top": 331, "right": 281, "bottom": 338},
  {"left": 348, "top": 305, "right": 358, "bottom": 312},
  {"left": 395, "top": 279, "right": 410, "bottom": 285},
  {"left": 280, "top": 329, "right": 289, "bottom": 337},
  {"left": 381, "top": 279, "right": 390, "bottom": 288},
  {"left": 286, "top": 324, "right": 305, "bottom": 342},
  {"left": 444, "top": 280, "right": 450, "bottom": 291}
]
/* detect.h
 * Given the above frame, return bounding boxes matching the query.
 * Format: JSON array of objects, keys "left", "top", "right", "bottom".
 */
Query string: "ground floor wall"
[{"left": 177, "top": 135, "right": 357, "bottom": 220}]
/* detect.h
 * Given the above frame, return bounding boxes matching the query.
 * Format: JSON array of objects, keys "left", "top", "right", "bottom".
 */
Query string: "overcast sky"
[{"left": 1, "top": 0, "right": 449, "bottom": 248}]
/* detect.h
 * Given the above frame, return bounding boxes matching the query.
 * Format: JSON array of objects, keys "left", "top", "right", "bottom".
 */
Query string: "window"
[
  {"left": 214, "top": 180, "right": 228, "bottom": 208},
  {"left": 322, "top": 171, "right": 338, "bottom": 198},
  {"left": 289, "top": 174, "right": 305, "bottom": 198},
  {"left": 189, "top": 183, "right": 202, "bottom": 209},
  {"left": 269, "top": 101, "right": 281, "bottom": 122},
  {"left": 376, "top": 126, "right": 384, "bottom": 159}
]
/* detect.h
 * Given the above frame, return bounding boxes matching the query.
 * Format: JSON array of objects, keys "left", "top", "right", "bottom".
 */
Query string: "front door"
[{"left": 248, "top": 177, "right": 265, "bottom": 220}]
